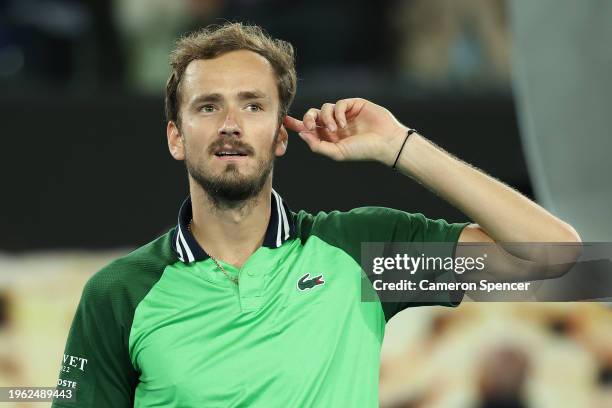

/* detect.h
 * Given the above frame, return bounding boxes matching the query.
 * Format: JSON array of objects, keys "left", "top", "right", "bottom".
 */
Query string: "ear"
[
  {"left": 167, "top": 121, "right": 185, "bottom": 160},
  {"left": 275, "top": 124, "right": 289, "bottom": 157}
]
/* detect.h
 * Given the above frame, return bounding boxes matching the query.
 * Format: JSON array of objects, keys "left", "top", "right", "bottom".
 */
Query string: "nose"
[{"left": 218, "top": 113, "right": 241, "bottom": 138}]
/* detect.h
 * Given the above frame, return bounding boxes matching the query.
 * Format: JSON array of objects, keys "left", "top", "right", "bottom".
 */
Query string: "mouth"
[{"left": 213, "top": 145, "right": 250, "bottom": 161}]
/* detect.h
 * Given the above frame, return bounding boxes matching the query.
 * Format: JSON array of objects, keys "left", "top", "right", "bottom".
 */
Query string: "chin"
[{"left": 187, "top": 153, "right": 274, "bottom": 204}]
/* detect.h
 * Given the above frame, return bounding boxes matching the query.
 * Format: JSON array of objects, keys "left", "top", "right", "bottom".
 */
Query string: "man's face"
[{"left": 169, "top": 50, "right": 287, "bottom": 206}]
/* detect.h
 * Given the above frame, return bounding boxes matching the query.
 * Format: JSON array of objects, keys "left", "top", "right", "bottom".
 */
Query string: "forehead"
[{"left": 180, "top": 50, "right": 278, "bottom": 102}]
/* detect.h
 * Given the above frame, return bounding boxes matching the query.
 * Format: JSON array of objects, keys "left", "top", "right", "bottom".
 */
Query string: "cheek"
[
  {"left": 182, "top": 112, "right": 219, "bottom": 133},
  {"left": 182, "top": 141, "right": 209, "bottom": 166},
  {"left": 261, "top": 129, "right": 281, "bottom": 153},
  {"left": 182, "top": 126, "right": 215, "bottom": 149}
]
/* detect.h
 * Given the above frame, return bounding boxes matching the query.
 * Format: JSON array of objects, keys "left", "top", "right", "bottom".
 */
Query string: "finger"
[
  {"left": 342, "top": 98, "right": 367, "bottom": 120},
  {"left": 298, "top": 131, "right": 343, "bottom": 161},
  {"left": 297, "top": 130, "right": 318, "bottom": 150},
  {"left": 303, "top": 108, "right": 321, "bottom": 131},
  {"left": 315, "top": 140, "right": 343, "bottom": 160},
  {"left": 334, "top": 100, "right": 348, "bottom": 128},
  {"left": 320, "top": 103, "right": 337, "bottom": 132},
  {"left": 283, "top": 115, "right": 307, "bottom": 133}
]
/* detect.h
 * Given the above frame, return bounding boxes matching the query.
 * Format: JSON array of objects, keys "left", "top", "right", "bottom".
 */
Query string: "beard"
[{"left": 185, "top": 130, "right": 278, "bottom": 210}]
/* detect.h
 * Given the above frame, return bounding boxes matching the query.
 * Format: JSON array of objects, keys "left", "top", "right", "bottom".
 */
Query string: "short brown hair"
[{"left": 165, "top": 22, "right": 297, "bottom": 127}]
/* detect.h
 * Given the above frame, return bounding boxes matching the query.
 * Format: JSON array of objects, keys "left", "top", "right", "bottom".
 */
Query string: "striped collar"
[{"left": 172, "top": 189, "right": 296, "bottom": 264}]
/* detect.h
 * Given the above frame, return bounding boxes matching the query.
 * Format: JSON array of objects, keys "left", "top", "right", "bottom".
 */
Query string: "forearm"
[{"left": 392, "top": 132, "right": 581, "bottom": 260}]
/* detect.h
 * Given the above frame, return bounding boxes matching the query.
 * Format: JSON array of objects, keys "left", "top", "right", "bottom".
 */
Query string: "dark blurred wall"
[
  {"left": 0, "top": 86, "right": 527, "bottom": 251},
  {"left": 215, "top": 0, "right": 393, "bottom": 75}
]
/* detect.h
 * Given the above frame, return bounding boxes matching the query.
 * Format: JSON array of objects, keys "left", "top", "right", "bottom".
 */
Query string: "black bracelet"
[{"left": 392, "top": 129, "right": 416, "bottom": 170}]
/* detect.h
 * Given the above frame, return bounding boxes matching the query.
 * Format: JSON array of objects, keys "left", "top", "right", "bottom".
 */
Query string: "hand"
[{"left": 283, "top": 98, "right": 411, "bottom": 166}]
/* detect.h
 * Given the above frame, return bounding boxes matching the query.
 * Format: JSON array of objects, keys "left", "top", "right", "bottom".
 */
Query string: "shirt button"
[{"left": 247, "top": 269, "right": 255, "bottom": 276}]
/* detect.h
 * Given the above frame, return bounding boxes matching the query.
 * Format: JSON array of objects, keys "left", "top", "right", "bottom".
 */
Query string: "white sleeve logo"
[{"left": 61, "top": 354, "right": 88, "bottom": 373}]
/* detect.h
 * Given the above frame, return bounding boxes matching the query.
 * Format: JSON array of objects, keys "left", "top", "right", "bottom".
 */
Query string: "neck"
[{"left": 189, "top": 181, "right": 273, "bottom": 268}]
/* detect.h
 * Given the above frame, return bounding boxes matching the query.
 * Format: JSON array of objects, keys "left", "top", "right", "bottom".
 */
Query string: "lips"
[
  {"left": 213, "top": 145, "right": 249, "bottom": 157},
  {"left": 215, "top": 151, "right": 247, "bottom": 157}
]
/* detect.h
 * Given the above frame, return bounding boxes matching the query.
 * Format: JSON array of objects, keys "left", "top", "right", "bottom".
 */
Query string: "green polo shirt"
[{"left": 52, "top": 190, "right": 469, "bottom": 407}]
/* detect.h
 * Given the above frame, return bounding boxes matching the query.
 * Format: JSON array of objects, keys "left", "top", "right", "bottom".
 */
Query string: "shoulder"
[
  {"left": 81, "top": 228, "right": 178, "bottom": 306},
  {"left": 292, "top": 206, "right": 468, "bottom": 254},
  {"left": 293, "top": 206, "right": 448, "bottom": 238},
  {"left": 294, "top": 205, "right": 405, "bottom": 228},
  {"left": 291, "top": 206, "right": 412, "bottom": 259}
]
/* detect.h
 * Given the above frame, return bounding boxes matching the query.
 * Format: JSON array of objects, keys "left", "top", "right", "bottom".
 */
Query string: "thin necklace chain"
[{"left": 188, "top": 219, "right": 239, "bottom": 285}]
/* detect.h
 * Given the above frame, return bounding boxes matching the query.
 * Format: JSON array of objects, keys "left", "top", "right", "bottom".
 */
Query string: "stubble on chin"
[
  {"left": 186, "top": 150, "right": 275, "bottom": 211},
  {"left": 184, "top": 128, "right": 280, "bottom": 210}
]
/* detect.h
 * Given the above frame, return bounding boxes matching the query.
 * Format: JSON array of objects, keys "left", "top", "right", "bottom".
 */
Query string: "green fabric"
[
  {"left": 298, "top": 207, "right": 470, "bottom": 317},
  {"left": 52, "top": 231, "right": 176, "bottom": 407},
  {"left": 53, "top": 206, "right": 469, "bottom": 407}
]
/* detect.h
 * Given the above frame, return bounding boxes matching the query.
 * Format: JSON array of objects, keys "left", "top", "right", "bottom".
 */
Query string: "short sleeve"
[
  {"left": 352, "top": 207, "right": 468, "bottom": 243},
  {"left": 372, "top": 209, "right": 470, "bottom": 318},
  {"left": 52, "top": 273, "right": 138, "bottom": 407},
  {"left": 297, "top": 207, "right": 470, "bottom": 322}
]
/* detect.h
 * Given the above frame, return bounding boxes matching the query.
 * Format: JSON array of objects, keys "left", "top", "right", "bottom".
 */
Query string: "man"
[{"left": 52, "top": 22, "right": 581, "bottom": 407}]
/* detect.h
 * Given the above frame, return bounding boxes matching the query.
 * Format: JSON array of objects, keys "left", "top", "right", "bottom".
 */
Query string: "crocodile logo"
[{"left": 297, "top": 273, "right": 325, "bottom": 291}]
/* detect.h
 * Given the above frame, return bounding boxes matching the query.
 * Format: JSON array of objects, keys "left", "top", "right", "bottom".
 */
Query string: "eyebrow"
[{"left": 190, "top": 90, "right": 268, "bottom": 105}]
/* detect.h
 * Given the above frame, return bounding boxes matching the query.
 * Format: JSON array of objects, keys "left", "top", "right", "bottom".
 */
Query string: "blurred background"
[{"left": 0, "top": 0, "right": 610, "bottom": 407}]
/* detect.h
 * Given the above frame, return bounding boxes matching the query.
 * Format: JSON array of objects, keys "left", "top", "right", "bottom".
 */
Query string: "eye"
[
  {"left": 246, "top": 104, "right": 262, "bottom": 112},
  {"left": 199, "top": 104, "right": 216, "bottom": 113}
]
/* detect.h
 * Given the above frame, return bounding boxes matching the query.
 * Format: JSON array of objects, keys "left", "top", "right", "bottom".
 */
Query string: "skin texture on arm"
[{"left": 283, "top": 98, "right": 582, "bottom": 282}]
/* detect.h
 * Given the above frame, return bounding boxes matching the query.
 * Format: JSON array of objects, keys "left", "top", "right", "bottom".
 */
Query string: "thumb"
[{"left": 298, "top": 131, "right": 344, "bottom": 161}]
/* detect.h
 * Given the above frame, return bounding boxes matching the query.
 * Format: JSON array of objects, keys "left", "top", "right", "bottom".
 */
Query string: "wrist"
[
  {"left": 379, "top": 125, "right": 408, "bottom": 166},
  {"left": 381, "top": 125, "right": 413, "bottom": 168}
]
